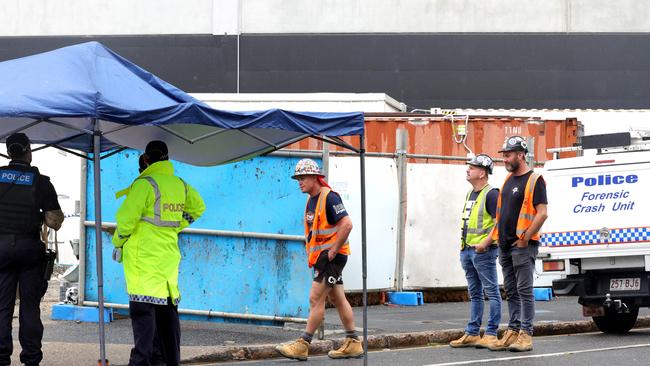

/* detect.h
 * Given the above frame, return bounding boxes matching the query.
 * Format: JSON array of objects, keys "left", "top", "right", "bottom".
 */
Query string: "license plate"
[
  {"left": 583, "top": 305, "right": 605, "bottom": 317},
  {"left": 609, "top": 278, "right": 641, "bottom": 291}
]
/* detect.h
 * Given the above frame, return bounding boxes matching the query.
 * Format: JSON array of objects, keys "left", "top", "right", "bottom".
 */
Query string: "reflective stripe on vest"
[
  {"left": 308, "top": 242, "right": 336, "bottom": 254},
  {"left": 461, "top": 184, "right": 495, "bottom": 246},
  {"left": 465, "top": 186, "right": 490, "bottom": 235},
  {"left": 178, "top": 178, "right": 196, "bottom": 224},
  {"left": 312, "top": 227, "right": 338, "bottom": 236},
  {"left": 139, "top": 176, "right": 185, "bottom": 228},
  {"left": 494, "top": 172, "right": 542, "bottom": 241},
  {"left": 515, "top": 173, "right": 541, "bottom": 237},
  {"left": 304, "top": 188, "right": 350, "bottom": 267}
]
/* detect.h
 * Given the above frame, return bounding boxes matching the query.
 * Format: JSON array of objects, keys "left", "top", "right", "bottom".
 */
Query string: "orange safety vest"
[
  {"left": 304, "top": 188, "right": 351, "bottom": 267},
  {"left": 493, "top": 172, "right": 542, "bottom": 242}
]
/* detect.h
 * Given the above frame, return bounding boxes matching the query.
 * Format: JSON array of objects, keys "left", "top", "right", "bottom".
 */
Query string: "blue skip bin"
[
  {"left": 533, "top": 288, "right": 553, "bottom": 301},
  {"left": 51, "top": 304, "right": 114, "bottom": 323},
  {"left": 387, "top": 291, "right": 424, "bottom": 306}
]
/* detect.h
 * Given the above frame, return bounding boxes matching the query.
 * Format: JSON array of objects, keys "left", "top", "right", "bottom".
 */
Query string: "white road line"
[{"left": 424, "top": 343, "right": 650, "bottom": 365}]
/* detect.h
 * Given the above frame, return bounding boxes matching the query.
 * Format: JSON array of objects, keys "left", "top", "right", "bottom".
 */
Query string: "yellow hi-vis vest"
[
  {"left": 112, "top": 160, "right": 205, "bottom": 305},
  {"left": 304, "top": 188, "right": 350, "bottom": 267},
  {"left": 461, "top": 184, "right": 496, "bottom": 247}
]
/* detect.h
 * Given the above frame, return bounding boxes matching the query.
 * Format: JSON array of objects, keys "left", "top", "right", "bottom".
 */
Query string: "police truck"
[{"left": 539, "top": 130, "right": 650, "bottom": 333}]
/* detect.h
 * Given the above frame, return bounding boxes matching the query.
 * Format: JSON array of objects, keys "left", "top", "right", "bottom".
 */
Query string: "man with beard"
[{"left": 481, "top": 136, "right": 548, "bottom": 352}]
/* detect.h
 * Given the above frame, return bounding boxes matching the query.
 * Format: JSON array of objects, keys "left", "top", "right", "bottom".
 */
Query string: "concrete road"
[
  {"left": 7, "top": 281, "right": 650, "bottom": 365},
  {"left": 209, "top": 327, "right": 650, "bottom": 365}
]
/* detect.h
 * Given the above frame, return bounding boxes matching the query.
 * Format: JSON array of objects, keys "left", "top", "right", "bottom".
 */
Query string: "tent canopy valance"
[{"left": 0, "top": 41, "right": 364, "bottom": 165}]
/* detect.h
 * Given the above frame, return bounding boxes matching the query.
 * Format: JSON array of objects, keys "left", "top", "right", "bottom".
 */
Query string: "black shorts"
[{"left": 313, "top": 250, "right": 348, "bottom": 287}]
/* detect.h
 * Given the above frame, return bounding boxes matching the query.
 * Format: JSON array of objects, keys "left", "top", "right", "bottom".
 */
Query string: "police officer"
[
  {"left": 0, "top": 133, "right": 63, "bottom": 366},
  {"left": 449, "top": 154, "right": 501, "bottom": 349},
  {"left": 112, "top": 141, "right": 205, "bottom": 366},
  {"left": 139, "top": 153, "right": 164, "bottom": 366}
]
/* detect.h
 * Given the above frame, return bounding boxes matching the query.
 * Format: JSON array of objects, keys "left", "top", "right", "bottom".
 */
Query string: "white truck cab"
[{"left": 540, "top": 131, "right": 650, "bottom": 333}]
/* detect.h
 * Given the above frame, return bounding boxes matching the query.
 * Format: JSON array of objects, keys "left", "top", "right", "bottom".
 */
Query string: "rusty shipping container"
[{"left": 287, "top": 113, "right": 580, "bottom": 163}]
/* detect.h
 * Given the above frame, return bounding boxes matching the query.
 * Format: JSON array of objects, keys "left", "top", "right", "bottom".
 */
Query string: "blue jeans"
[
  {"left": 499, "top": 242, "right": 539, "bottom": 335},
  {"left": 460, "top": 245, "right": 501, "bottom": 336}
]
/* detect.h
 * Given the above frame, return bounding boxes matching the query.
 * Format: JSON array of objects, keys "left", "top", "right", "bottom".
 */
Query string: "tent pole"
[
  {"left": 359, "top": 134, "right": 368, "bottom": 365},
  {"left": 93, "top": 120, "right": 108, "bottom": 366}
]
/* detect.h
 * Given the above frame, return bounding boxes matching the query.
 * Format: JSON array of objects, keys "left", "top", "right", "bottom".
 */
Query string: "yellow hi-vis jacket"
[
  {"left": 112, "top": 160, "right": 205, "bottom": 305},
  {"left": 461, "top": 184, "right": 496, "bottom": 247}
]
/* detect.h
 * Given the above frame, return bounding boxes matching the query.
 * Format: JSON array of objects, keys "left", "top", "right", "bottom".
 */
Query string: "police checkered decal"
[
  {"left": 541, "top": 227, "right": 650, "bottom": 247},
  {"left": 128, "top": 294, "right": 181, "bottom": 306},
  {"left": 129, "top": 294, "right": 168, "bottom": 305},
  {"left": 182, "top": 211, "right": 195, "bottom": 224}
]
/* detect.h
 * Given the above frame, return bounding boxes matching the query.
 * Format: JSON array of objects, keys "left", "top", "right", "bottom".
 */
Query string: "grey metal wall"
[
  {"left": 0, "top": 36, "right": 237, "bottom": 93},
  {"left": 1, "top": 33, "right": 650, "bottom": 109},
  {"left": 237, "top": 33, "right": 650, "bottom": 109}
]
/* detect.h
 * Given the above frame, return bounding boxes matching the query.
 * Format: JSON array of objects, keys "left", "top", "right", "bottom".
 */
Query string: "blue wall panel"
[
  {"left": 84, "top": 150, "right": 315, "bottom": 319},
  {"left": 86, "top": 151, "right": 307, "bottom": 233}
]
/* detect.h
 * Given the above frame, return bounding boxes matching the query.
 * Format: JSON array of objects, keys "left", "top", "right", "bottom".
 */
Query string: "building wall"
[
  {"left": 1, "top": 1, "right": 650, "bottom": 109},
  {"left": 3, "top": 0, "right": 650, "bottom": 35},
  {"left": 1, "top": 0, "right": 214, "bottom": 35},
  {"left": 233, "top": 0, "right": 650, "bottom": 34}
]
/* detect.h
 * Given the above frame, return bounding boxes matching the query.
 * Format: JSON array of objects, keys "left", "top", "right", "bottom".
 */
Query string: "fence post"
[
  {"left": 395, "top": 129, "right": 408, "bottom": 291},
  {"left": 318, "top": 141, "right": 329, "bottom": 340},
  {"left": 322, "top": 142, "right": 330, "bottom": 179},
  {"left": 526, "top": 137, "right": 535, "bottom": 168}
]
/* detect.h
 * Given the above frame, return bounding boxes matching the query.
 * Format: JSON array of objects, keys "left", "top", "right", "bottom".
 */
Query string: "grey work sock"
[
  {"left": 345, "top": 330, "right": 359, "bottom": 340},
  {"left": 301, "top": 332, "right": 313, "bottom": 343}
]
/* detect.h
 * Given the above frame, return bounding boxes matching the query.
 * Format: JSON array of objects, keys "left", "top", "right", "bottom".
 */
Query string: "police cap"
[
  {"left": 145, "top": 140, "right": 169, "bottom": 162},
  {"left": 6, "top": 133, "right": 30, "bottom": 156}
]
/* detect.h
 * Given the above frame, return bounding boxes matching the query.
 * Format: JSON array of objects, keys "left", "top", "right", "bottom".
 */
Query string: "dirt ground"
[{"left": 13, "top": 264, "right": 72, "bottom": 318}]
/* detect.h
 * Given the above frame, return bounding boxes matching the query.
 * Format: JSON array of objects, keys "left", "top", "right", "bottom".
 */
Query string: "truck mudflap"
[{"left": 553, "top": 272, "right": 650, "bottom": 307}]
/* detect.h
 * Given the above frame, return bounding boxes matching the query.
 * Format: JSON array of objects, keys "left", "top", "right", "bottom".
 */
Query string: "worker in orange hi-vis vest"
[
  {"left": 479, "top": 136, "right": 548, "bottom": 353},
  {"left": 275, "top": 158, "right": 363, "bottom": 361}
]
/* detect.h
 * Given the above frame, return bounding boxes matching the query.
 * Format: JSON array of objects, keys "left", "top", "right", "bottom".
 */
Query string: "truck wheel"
[{"left": 592, "top": 306, "right": 639, "bottom": 334}]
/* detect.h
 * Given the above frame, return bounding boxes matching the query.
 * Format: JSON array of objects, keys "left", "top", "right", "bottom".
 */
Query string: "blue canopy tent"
[{"left": 0, "top": 42, "right": 370, "bottom": 365}]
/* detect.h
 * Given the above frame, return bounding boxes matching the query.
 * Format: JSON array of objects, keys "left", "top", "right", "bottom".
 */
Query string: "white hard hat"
[{"left": 291, "top": 159, "right": 324, "bottom": 179}]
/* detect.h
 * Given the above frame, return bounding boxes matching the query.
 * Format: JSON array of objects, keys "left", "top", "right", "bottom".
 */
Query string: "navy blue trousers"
[
  {"left": 0, "top": 234, "right": 45, "bottom": 366},
  {"left": 128, "top": 299, "right": 180, "bottom": 366}
]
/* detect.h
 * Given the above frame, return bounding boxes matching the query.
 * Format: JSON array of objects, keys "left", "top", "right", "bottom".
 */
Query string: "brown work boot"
[
  {"left": 475, "top": 334, "right": 498, "bottom": 349},
  {"left": 275, "top": 338, "right": 309, "bottom": 361},
  {"left": 487, "top": 329, "right": 519, "bottom": 351},
  {"left": 508, "top": 331, "right": 533, "bottom": 352},
  {"left": 449, "top": 333, "right": 481, "bottom": 348},
  {"left": 328, "top": 337, "right": 364, "bottom": 359}
]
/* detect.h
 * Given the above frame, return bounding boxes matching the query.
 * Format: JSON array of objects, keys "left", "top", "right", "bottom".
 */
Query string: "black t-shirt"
[
  {"left": 497, "top": 171, "right": 547, "bottom": 246},
  {"left": 7, "top": 161, "right": 61, "bottom": 212},
  {"left": 462, "top": 187, "right": 498, "bottom": 241},
  {"left": 305, "top": 191, "right": 348, "bottom": 242}
]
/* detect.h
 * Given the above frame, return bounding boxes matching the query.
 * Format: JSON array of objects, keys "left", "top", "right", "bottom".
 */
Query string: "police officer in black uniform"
[{"left": 0, "top": 133, "right": 63, "bottom": 366}]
